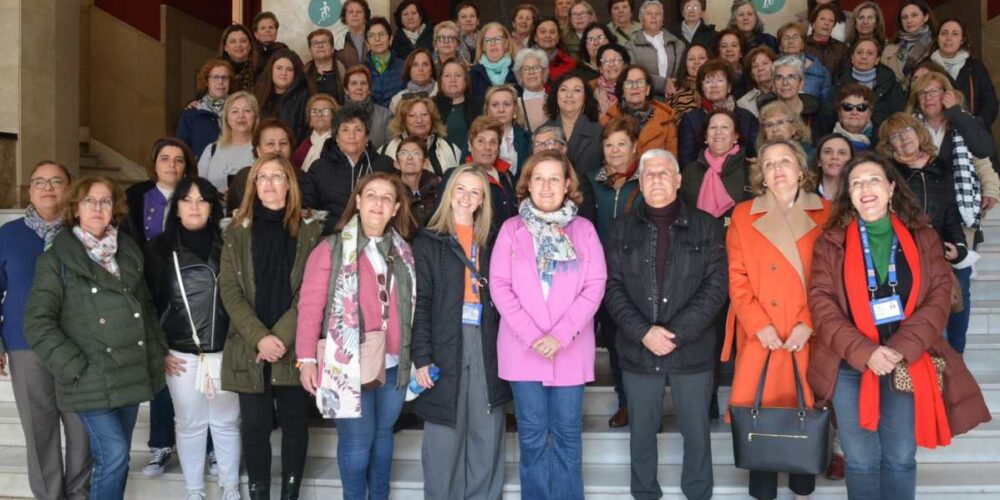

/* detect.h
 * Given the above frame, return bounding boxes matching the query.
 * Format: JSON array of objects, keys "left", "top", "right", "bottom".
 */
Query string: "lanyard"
[
  {"left": 470, "top": 244, "right": 479, "bottom": 297},
  {"left": 858, "top": 219, "right": 898, "bottom": 297}
]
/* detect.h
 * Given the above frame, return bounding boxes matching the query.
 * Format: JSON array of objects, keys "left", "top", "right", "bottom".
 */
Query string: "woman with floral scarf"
[{"left": 177, "top": 59, "right": 232, "bottom": 161}]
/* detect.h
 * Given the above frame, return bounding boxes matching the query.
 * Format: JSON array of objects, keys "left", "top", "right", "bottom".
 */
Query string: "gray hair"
[
  {"left": 728, "top": 0, "right": 765, "bottom": 35},
  {"left": 532, "top": 125, "right": 566, "bottom": 144},
  {"left": 513, "top": 47, "right": 550, "bottom": 86},
  {"left": 772, "top": 55, "right": 805, "bottom": 81},
  {"left": 638, "top": 0, "right": 663, "bottom": 17},
  {"left": 637, "top": 149, "right": 680, "bottom": 175}
]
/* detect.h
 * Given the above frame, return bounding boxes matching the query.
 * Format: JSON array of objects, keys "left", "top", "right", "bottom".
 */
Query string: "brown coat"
[
  {"left": 725, "top": 192, "right": 830, "bottom": 415},
  {"left": 807, "top": 223, "right": 992, "bottom": 436},
  {"left": 601, "top": 100, "right": 678, "bottom": 158}
]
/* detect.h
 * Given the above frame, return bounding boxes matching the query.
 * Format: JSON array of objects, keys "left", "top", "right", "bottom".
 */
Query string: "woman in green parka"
[
  {"left": 24, "top": 176, "right": 167, "bottom": 500},
  {"left": 218, "top": 153, "right": 323, "bottom": 500}
]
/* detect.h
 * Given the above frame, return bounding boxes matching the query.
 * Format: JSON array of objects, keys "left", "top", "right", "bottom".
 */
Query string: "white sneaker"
[
  {"left": 221, "top": 486, "right": 242, "bottom": 500},
  {"left": 142, "top": 447, "right": 173, "bottom": 477},
  {"left": 185, "top": 489, "right": 206, "bottom": 500},
  {"left": 208, "top": 450, "right": 219, "bottom": 476}
]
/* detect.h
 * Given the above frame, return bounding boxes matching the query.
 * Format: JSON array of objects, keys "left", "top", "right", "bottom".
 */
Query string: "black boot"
[
  {"left": 280, "top": 473, "right": 301, "bottom": 500},
  {"left": 248, "top": 481, "right": 270, "bottom": 500}
]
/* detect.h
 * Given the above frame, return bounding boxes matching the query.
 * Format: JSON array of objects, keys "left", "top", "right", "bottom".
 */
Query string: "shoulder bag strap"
[{"left": 172, "top": 251, "right": 202, "bottom": 351}]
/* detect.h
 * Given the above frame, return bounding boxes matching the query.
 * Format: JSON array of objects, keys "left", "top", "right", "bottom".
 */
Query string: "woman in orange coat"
[
  {"left": 600, "top": 65, "right": 678, "bottom": 158},
  {"left": 723, "top": 139, "right": 830, "bottom": 500}
]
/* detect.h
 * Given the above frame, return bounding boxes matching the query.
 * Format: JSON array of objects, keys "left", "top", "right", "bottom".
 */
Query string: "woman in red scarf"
[{"left": 808, "top": 153, "right": 991, "bottom": 500}]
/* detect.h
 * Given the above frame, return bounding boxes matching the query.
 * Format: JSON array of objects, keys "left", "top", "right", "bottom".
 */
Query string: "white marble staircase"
[{"left": 0, "top": 214, "right": 995, "bottom": 499}]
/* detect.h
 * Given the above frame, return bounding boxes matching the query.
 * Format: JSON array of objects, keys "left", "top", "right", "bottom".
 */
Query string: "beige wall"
[
  {"left": 163, "top": 5, "right": 224, "bottom": 136},
  {"left": 0, "top": 0, "right": 18, "bottom": 135},
  {"left": 262, "top": 0, "right": 391, "bottom": 59},
  {"left": 706, "top": 0, "right": 807, "bottom": 34}
]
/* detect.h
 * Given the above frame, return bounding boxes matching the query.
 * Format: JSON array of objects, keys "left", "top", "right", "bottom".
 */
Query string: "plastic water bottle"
[{"left": 406, "top": 365, "right": 440, "bottom": 401}]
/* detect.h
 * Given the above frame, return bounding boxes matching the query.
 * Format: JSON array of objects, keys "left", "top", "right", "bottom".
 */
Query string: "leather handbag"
[
  {"left": 892, "top": 356, "right": 946, "bottom": 393},
  {"left": 730, "top": 351, "right": 831, "bottom": 475}
]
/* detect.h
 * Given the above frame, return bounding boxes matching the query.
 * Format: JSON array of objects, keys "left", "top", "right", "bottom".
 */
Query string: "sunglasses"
[{"left": 840, "top": 102, "right": 870, "bottom": 113}]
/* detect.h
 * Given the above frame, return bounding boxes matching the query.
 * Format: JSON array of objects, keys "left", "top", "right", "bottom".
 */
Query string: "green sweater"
[{"left": 866, "top": 215, "right": 893, "bottom": 284}]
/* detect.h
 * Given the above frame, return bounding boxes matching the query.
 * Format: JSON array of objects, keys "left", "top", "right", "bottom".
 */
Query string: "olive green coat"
[
  {"left": 24, "top": 229, "right": 166, "bottom": 412},
  {"left": 220, "top": 217, "right": 323, "bottom": 393}
]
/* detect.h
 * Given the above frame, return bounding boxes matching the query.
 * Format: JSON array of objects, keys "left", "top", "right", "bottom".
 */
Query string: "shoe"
[
  {"left": 185, "top": 489, "right": 206, "bottom": 500},
  {"left": 280, "top": 473, "right": 301, "bottom": 500},
  {"left": 222, "top": 486, "right": 242, "bottom": 500},
  {"left": 208, "top": 451, "right": 219, "bottom": 476},
  {"left": 825, "top": 454, "right": 845, "bottom": 480},
  {"left": 248, "top": 481, "right": 270, "bottom": 500},
  {"left": 142, "top": 447, "right": 173, "bottom": 477},
  {"left": 608, "top": 407, "right": 628, "bottom": 428}
]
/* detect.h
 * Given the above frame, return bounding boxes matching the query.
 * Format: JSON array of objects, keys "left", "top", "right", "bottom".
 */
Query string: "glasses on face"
[
  {"left": 367, "top": 32, "right": 389, "bottom": 40},
  {"left": 848, "top": 175, "right": 887, "bottom": 192},
  {"left": 533, "top": 139, "right": 565, "bottom": 150},
  {"left": 762, "top": 119, "right": 790, "bottom": 130},
  {"left": 209, "top": 75, "right": 230, "bottom": 83},
  {"left": 586, "top": 34, "right": 608, "bottom": 44},
  {"left": 80, "top": 197, "right": 113, "bottom": 211},
  {"left": 774, "top": 74, "right": 801, "bottom": 83},
  {"left": 256, "top": 172, "right": 288, "bottom": 185},
  {"left": 781, "top": 34, "right": 802, "bottom": 42},
  {"left": 918, "top": 87, "right": 944, "bottom": 100},
  {"left": 435, "top": 35, "right": 459, "bottom": 43},
  {"left": 623, "top": 78, "right": 647, "bottom": 89},
  {"left": 397, "top": 150, "right": 424, "bottom": 159},
  {"left": 520, "top": 65, "right": 543, "bottom": 74},
  {"left": 600, "top": 56, "right": 624, "bottom": 66},
  {"left": 310, "top": 40, "right": 331, "bottom": 48},
  {"left": 840, "top": 102, "right": 870, "bottom": 113},
  {"left": 857, "top": 14, "right": 876, "bottom": 23},
  {"left": 309, "top": 108, "right": 334, "bottom": 117},
  {"left": 30, "top": 177, "right": 66, "bottom": 190},
  {"left": 889, "top": 126, "right": 916, "bottom": 144},
  {"left": 571, "top": 11, "right": 591, "bottom": 18},
  {"left": 684, "top": 3, "right": 701, "bottom": 13},
  {"left": 482, "top": 36, "right": 505, "bottom": 46}
]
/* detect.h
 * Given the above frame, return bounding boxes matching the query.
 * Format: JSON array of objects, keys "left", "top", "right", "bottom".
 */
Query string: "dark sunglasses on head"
[{"left": 840, "top": 102, "right": 870, "bottom": 113}]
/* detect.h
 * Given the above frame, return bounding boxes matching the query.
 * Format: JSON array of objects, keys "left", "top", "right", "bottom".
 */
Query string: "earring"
[{"left": 762, "top": 181, "right": 768, "bottom": 187}]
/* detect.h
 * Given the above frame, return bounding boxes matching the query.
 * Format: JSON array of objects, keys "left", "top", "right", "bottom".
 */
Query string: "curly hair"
[
  {"left": 195, "top": 59, "right": 235, "bottom": 95},
  {"left": 389, "top": 97, "right": 446, "bottom": 138},
  {"left": 545, "top": 73, "right": 600, "bottom": 122},
  {"left": 826, "top": 152, "right": 929, "bottom": 229}
]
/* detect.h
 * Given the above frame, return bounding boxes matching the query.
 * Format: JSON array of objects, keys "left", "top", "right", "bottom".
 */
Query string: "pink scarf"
[
  {"left": 594, "top": 76, "right": 617, "bottom": 116},
  {"left": 696, "top": 145, "right": 739, "bottom": 218}
]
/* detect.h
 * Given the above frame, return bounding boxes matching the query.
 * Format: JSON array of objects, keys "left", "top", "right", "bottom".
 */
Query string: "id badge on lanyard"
[
  {"left": 462, "top": 243, "right": 483, "bottom": 326},
  {"left": 859, "top": 220, "right": 906, "bottom": 326}
]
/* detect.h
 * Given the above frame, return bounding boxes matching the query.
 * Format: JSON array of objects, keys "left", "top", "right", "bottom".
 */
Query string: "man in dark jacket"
[{"left": 603, "top": 149, "right": 728, "bottom": 500}]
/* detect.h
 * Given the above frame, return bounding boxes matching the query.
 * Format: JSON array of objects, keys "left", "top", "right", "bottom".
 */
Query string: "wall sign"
[
  {"left": 754, "top": 0, "right": 787, "bottom": 15},
  {"left": 309, "top": 0, "right": 342, "bottom": 27}
]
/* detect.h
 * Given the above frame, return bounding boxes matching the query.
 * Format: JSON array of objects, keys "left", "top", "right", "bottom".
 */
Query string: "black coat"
[
  {"left": 300, "top": 140, "right": 395, "bottom": 232},
  {"left": 261, "top": 74, "right": 312, "bottom": 143},
  {"left": 121, "top": 181, "right": 157, "bottom": 250},
  {"left": 410, "top": 229, "right": 512, "bottom": 427},
  {"left": 894, "top": 157, "right": 968, "bottom": 252},
  {"left": 433, "top": 93, "right": 484, "bottom": 133},
  {"left": 603, "top": 198, "right": 728, "bottom": 374},
  {"left": 935, "top": 106, "right": 997, "bottom": 165},
  {"left": 677, "top": 107, "right": 759, "bottom": 166},
  {"left": 543, "top": 116, "right": 601, "bottom": 221},
  {"left": 679, "top": 147, "right": 753, "bottom": 218},
  {"left": 954, "top": 57, "right": 999, "bottom": 129},
  {"left": 145, "top": 229, "right": 229, "bottom": 354},
  {"left": 667, "top": 21, "right": 717, "bottom": 50},
  {"left": 390, "top": 24, "right": 434, "bottom": 61},
  {"left": 436, "top": 162, "right": 519, "bottom": 238}
]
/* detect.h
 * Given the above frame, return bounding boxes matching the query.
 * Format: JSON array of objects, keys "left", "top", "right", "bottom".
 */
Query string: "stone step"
[
  {"left": 964, "top": 336, "right": 1000, "bottom": 372},
  {"left": 0, "top": 445, "right": 997, "bottom": 499},
  {"left": 972, "top": 273, "right": 1000, "bottom": 301}
]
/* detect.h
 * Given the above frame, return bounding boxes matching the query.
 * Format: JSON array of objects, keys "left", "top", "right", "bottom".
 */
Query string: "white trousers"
[{"left": 165, "top": 350, "right": 241, "bottom": 490}]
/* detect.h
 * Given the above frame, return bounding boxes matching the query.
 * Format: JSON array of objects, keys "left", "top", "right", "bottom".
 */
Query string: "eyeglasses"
[
  {"left": 482, "top": 36, "right": 505, "bottom": 46},
  {"left": 435, "top": 35, "right": 459, "bottom": 43},
  {"left": 781, "top": 34, "right": 802, "bottom": 42},
  {"left": 309, "top": 108, "right": 334, "bottom": 117},
  {"left": 684, "top": 3, "right": 701, "bottom": 12},
  {"left": 30, "top": 177, "right": 66, "bottom": 190},
  {"left": 520, "top": 65, "right": 543, "bottom": 74},
  {"left": 623, "top": 78, "right": 647, "bottom": 89},
  {"left": 848, "top": 175, "right": 887, "bottom": 192},
  {"left": 310, "top": 40, "right": 331, "bottom": 48},
  {"left": 586, "top": 34, "right": 608, "bottom": 44},
  {"left": 255, "top": 172, "right": 288, "bottom": 185},
  {"left": 397, "top": 150, "right": 424, "bottom": 159},
  {"left": 367, "top": 32, "right": 389, "bottom": 40},
  {"left": 79, "top": 197, "right": 114, "bottom": 211},
  {"left": 918, "top": 87, "right": 944, "bottom": 100},
  {"left": 774, "top": 74, "right": 801, "bottom": 83},
  {"left": 840, "top": 102, "right": 870, "bottom": 113},
  {"left": 571, "top": 11, "right": 592, "bottom": 18},
  {"left": 376, "top": 273, "right": 390, "bottom": 305},
  {"left": 762, "top": 119, "right": 790, "bottom": 130},
  {"left": 600, "top": 56, "right": 624, "bottom": 66},
  {"left": 533, "top": 139, "right": 565, "bottom": 150},
  {"left": 209, "top": 75, "right": 230, "bottom": 83},
  {"left": 889, "top": 126, "right": 916, "bottom": 144}
]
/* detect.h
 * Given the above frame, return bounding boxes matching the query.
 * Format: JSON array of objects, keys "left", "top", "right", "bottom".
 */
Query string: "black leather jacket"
[
  {"left": 145, "top": 230, "right": 229, "bottom": 354},
  {"left": 894, "top": 157, "right": 968, "bottom": 258}
]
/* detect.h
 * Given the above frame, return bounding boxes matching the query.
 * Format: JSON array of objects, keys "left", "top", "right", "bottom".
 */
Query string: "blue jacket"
[
  {"left": 801, "top": 53, "right": 832, "bottom": 103},
  {"left": 175, "top": 108, "right": 220, "bottom": 161},
  {"left": 368, "top": 55, "right": 406, "bottom": 108},
  {"left": 469, "top": 63, "right": 519, "bottom": 98},
  {"left": 0, "top": 219, "right": 47, "bottom": 351}
]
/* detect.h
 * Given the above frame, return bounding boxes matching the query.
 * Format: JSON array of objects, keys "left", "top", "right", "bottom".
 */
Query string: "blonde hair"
[
  {"left": 474, "top": 22, "right": 515, "bottom": 62},
  {"left": 877, "top": 112, "right": 939, "bottom": 160},
  {"left": 219, "top": 91, "right": 259, "bottom": 147},
  {"left": 905, "top": 71, "right": 964, "bottom": 114},
  {"left": 389, "top": 97, "right": 447, "bottom": 138},
  {"left": 749, "top": 139, "right": 816, "bottom": 196},
  {"left": 483, "top": 85, "right": 527, "bottom": 129},
  {"left": 426, "top": 164, "right": 493, "bottom": 248},
  {"left": 757, "top": 101, "right": 811, "bottom": 147},
  {"left": 231, "top": 153, "right": 303, "bottom": 237}
]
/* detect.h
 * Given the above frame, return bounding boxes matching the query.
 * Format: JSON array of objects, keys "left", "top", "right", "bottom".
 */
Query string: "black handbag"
[{"left": 730, "top": 351, "right": 831, "bottom": 475}]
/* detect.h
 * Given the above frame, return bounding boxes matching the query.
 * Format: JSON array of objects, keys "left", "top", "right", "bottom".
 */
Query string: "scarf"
[
  {"left": 370, "top": 52, "right": 390, "bottom": 75},
  {"left": 592, "top": 77, "right": 616, "bottom": 115},
  {"left": 480, "top": 54, "right": 512, "bottom": 85},
  {"left": 197, "top": 93, "right": 225, "bottom": 127},
  {"left": 696, "top": 145, "right": 739, "bottom": 217},
  {"left": 595, "top": 159, "right": 639, "bottom": 188},
  {"left": 681, "top": 21, "right": 700, "bottom": 43},
  {"left": 319, "top": 215, "right": 416, "bottom": 419},
  {"left": 915, "top": 112, "right": 982, "bottom": 227},
  {"left": 518, "top": 199, "right": 578, "bottom": 289},
  {"left": 930, "top": 50, "right": 970, "bottom": 81},
  {"left": 701, "top": 95, "right": 735, "bottom": 112},
  {"left": 852, "top": 67, "right": 878, "bottom": 88},
  {"left": 405, "top": 79, "right": 436, "bottom": 96},
  {"left": 833, "top": 121, "right": 872, "bottom": 149},
  {"left": 24, "top": 205, "right": 62, "bottom": 250},
  {"left": 625, "top": 103, "right": 654, "bottom": 129},
  {"left": 896, "top": 25, "right": 933, "bottom": 75},
  {"left": 303, "top": 129, "right": 332, "bottom": 172},
  {"left": 73, "top": 225, "right": 120, "bottom": 279},
  {"left": 403, "top": 24, "right": 425, "bottom": 46},
  {"left": 843, "top": 215, "right": 952, "bottom": 448}
]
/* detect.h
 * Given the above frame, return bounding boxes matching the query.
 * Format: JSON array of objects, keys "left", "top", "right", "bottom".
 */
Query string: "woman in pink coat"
[{"left": 489, "top": 150, "right": 607, "bottom": 500}]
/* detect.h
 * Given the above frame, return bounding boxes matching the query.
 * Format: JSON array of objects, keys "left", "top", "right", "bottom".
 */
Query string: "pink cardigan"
[{"left": 489, "top": 216, "right": 607, "bottom": 386}]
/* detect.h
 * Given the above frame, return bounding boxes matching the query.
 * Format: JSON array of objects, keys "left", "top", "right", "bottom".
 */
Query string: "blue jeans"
[
  {"left": 831, "top": 367, "right": 917, "bottom": 500},
  {"left": 77, "top": 405, "right": 140, "bottom": 500},
  {"left": 334, "top": 366, "right": 406, "bottom": 500},
  {"left": 510, "top": 382, "right": 585, "bottom": 500},
  {"left": 946, "top": 266, "right": 972, "bottom": 353}
]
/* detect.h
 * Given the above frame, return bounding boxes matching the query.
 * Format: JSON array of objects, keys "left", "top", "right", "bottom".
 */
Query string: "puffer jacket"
[
  {"left": 219, "top": 217, "right": 324, "bottom": 393},
  {"left": 145, "top": 229, "right": 229, "bottom": 354},
  {"left": 410, "top": 229, "right": 512, "bottom": 427},
  {"left": 367, "top": 54, "right": 406, "bottom": 108},
  {"left": 24, "top": 229, "right": 166, "bottom": 412},
  {"left": 893, "top": 157, "right": 968, "bottom": 252},
  {"left": 603, "top": 198, "right": 728, "bottom": 374},
  {"left": 300, "top": 140, "right": 395, "bottom": 232}
]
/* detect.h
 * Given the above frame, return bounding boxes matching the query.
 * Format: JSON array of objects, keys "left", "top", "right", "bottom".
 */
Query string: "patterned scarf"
[
  {"left": 594, "top": 76, "right": 617, "bottom": 116},
  {"left": 73, "top": 225, "right": 120, "bottom": 279},
  {"left": 23, "top": 205, "right": 62, "bottom": 250},
  {"left": 370, "top": 52, "right": 390, "bottom": 75},
  {"left": 518, "top": 199, "right": 578, "bottom": 289},
  {"left": 701, "top": 95, "right": 735, "bottom": 112},
  {"left": 198, "top": 93, "right": 225, "bottom": 130},
  {"left": 916, "top": 112, "right": 982, "bottom": 228},
  {"left": 479, "top": 54, "right": 513, "bottom": 85},
  {"left": 319, "top": 215, "right": 415, "bottom": 419},
  {"left": 896, "top": 25, "right": 933, "bottom": 77},
  {"left": 833, "top": 121, "right": 872, "bottom": 149}
]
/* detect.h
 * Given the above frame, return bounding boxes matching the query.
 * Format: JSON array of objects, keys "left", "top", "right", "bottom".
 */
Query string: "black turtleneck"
[
  {"left": 251, "top": 202, "right": 296, "bottom": 328},
  {"left": 647, "top": 201, "right": 680, "bottom": 290},
  {"left": 179, "top": 225, "right": 214, "bottom": 263}
]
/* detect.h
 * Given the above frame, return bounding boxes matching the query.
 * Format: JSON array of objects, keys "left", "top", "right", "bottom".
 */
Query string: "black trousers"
[
  {"left": 749, "top": 470, "right": 816, "bottom": 500},
  {"left": 238, "top": 364, "right": 310, "bottom": 483}
]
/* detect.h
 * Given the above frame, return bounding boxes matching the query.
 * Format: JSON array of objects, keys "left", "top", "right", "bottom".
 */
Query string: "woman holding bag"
[
  {"left": 296, "top": 172, "right": 417, "bottom": 499},
  {"left": 808, "top": 154, "right": 991, "bottom": 500},
  {"left": 145, "top": 177, "right": 239, "bottom": 500},
  {"left": 724, "top": 139, "right": 830, "bottom": 500}
]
